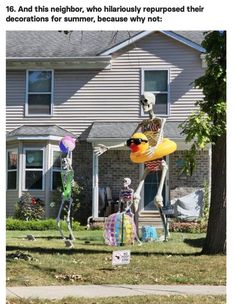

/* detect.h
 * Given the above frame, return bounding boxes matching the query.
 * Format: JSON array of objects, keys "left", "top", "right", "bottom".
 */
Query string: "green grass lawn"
[
  {"left": 6, "top": 295, "right": 226, "bottom": 304},
  {"left": 6, "top": 230, "right": 226, "bottom": 287}
]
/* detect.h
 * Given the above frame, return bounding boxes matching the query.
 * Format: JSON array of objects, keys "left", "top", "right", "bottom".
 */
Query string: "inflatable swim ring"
[{"left": 127, "top": 133, "right": 177, "bottom": 164}]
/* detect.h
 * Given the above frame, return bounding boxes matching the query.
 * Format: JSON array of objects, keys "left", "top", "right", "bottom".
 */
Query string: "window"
[
  {"left": 24, "top": 149, "right": 44, "bottom": 190},
  {"left": 52, "top": 151, "right": 62, "bottom": 190},
  {"left": 7, "top": 150, "right": 18, "bottom": 190},
  {"left": 142, "top": 69, "right": 169, "bottom": 115},
  {"left": 26, "top": 70, "right": 53, "bottom": 116}
]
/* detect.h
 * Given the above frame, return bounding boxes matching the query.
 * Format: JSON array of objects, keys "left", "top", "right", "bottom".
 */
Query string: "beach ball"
[
  {"left": 59, "top": 136, "right": 76, "bottom": 153},
  {"left": 104, "top": 212, "right": 136, "bottom": 246}
]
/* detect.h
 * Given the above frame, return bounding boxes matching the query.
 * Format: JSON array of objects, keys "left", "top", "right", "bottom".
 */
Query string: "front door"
[
  {"left": 142, "top": 156, "right": 169, "bottom": 211},
  {"left": 144, "top": 170, "right": 166, "bottom": 210}
]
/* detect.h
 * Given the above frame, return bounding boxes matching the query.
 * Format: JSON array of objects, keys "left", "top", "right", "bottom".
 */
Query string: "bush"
[
  {"left": 6, "top": 218, "right": 85, "bottom": 231},
  {"left": 15, "top": 193, "right": 45, "bottom": 220},
  {"left": 169, "top": 221, "right": 207, "bottom": 233}
]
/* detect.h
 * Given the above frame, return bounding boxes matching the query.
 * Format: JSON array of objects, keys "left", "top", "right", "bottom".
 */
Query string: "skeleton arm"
[
  {"left": 94, "top": 142, "right": 126, "bottom": 156},
  {"left": 155, "top": 117, "right": 166, "bottom": 147}
]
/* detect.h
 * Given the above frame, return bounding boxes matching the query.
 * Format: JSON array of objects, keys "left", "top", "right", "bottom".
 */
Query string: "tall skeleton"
[
  {"left": 94, "top": 92, "right": 169, "bottom": 241},
  {"left": 56, "top": 152, "right": 75, "bottom": 244}
]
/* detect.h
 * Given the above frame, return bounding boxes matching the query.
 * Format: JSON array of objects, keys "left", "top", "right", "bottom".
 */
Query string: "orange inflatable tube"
[{"left": 130, "top": 138, "right": 177, "bottom": 164}]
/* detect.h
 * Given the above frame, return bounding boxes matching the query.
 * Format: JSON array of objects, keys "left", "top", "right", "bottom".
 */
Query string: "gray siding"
[
  {"left": 6, "top": 32, "right": 204, "bottom": 136},
  {"left": 6, "top": 191, "right": 18, "bottom": 216}
]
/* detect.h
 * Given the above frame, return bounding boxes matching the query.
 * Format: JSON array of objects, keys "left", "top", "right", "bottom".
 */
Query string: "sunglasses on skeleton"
[{"left": 126, "top": 138, "right": 148, "bottom": 146}]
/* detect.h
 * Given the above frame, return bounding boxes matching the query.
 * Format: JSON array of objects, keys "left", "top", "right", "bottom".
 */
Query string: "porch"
[{"left": 84, "top": 121, "right": 192, "bottom": 223}]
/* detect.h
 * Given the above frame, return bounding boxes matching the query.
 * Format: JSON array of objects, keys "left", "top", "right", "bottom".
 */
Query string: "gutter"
[{"left": 6, "top": 56, "right": 112, "bottom": 70}]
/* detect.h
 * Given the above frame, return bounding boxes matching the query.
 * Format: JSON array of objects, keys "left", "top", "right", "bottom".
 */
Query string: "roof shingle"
[{"left": 6, "top": 31, "right": 205, "bottom": 58}]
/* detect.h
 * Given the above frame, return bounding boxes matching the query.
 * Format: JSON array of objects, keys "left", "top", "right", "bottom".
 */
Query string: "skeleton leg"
[
  {"left": 133, "top": 167, "right": 151, "bottom": 238},
  {"left": 154, "top": 160, "right": 169, "bottom": 241},
  {"left": 56, "top": 198, "right": 66, "bottom": 240},
  {"left": 66, "top": 197, "right": 75, "bottom": 241},
  {"left": 134, "top": 167, "right": 151, "bottom": 212}
]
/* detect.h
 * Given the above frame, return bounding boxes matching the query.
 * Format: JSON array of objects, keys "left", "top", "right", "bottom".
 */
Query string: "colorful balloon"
[
  {"left": 59, "top": 136, "right": 76, "bottom": 153},
  {"left": 104, "top": 212, "right": 137, "bottom": 246}
]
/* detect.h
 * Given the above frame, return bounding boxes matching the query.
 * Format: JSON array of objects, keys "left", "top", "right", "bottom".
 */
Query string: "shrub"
[
  {"left": 50, "top": 181, "right": 84, "bottom": 221},
  {"left": 6, "top": 218, "right": 84, "bottom": 231},
  {"left": 15, "top": 193, "right": 45, "bottom": 221},
  {"left": 169, "top": 221, "right": 207, "bottom": 233}
]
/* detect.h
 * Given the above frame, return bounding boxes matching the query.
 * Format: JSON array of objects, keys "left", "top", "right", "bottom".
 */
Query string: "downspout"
[{"left": 92, "top": 148, "right": 99, "bottom": 218}]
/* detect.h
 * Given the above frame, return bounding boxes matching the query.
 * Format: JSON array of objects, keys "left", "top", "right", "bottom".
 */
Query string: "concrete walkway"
[{"left": 6, "top": 285, "right": 226, "bottom": 299}]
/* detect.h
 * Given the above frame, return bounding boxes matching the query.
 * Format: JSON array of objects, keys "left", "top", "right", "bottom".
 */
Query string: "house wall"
[
  {"left": 170, "top": 150, "right": 210, "bottom": 190},
  {"left": 6, "top": 31, "right": 207, "bottom": 219},
  {"left": 71, "top": 141, "right": 209, "bottom": 223},
  {"left": 6, "top": 32, "right": 204, "bottom": 136}
]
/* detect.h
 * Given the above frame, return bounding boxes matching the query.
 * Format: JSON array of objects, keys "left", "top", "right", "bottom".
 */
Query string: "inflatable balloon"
[
  {"left": 104, "top": 212, "right": 136, "bottom": 246},
  {"left": 59, "top": 136, "right": 76, "bottom": 153},
  {"left": 127, "top": 132, "right": 177, "bottom": 164}
]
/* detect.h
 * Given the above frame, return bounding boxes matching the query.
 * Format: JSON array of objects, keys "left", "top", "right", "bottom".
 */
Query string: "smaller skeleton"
[
  {"left": 56, "top": 152, "right": 75, "bottom": 243},
  {"left": 118, "top": 177, "right": 142, "bottom": 245},
  {"left": 119, "top": 177, "right": 134, "bottom": 212},
  {"left": 94, "top": 92, "right": 169, "bottom": 241}
]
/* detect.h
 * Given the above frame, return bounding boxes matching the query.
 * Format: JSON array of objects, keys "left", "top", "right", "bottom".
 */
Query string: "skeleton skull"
[
  {"left": 123, "top": 177, "right": 131, "bottom": 187},
  {"left": 140, "top": 92, "right": 155, "bottom": 112}
]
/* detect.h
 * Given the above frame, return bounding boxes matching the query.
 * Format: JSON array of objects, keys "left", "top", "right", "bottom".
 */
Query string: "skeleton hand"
[
  {"left": 155, "top": 194, "right": 163, "bottom": 208},
  {"left": 145, "top": 146, "right": 157, "bottom": 158},
  {"left": 94, "top": 144, "right": 109, "bottom": 156}
]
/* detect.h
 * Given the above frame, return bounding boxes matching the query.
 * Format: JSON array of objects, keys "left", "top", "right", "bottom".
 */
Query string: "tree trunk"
[{"left": 202, "top": 133, "right": 226, "bottom": 254}]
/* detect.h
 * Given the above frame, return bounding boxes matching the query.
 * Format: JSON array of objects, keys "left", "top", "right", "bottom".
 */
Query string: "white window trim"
[
  {"left": 23, "top": 147, "right": 45, "bottom": 191},
  {"left": 51, "top": 148, "right": 62, "bottom": 191},
  {"left": 6, "top": 148, "right": 18, "bottom": 191},
  {"left": 25, "top": 69, "right": 54, "bottom": 117},
  {"left": 141, "top": 67, "right": 170, "bottom": 117}
]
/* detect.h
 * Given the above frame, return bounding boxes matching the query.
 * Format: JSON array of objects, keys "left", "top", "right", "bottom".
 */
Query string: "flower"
[{"left": 31, "top": 198, "right": 37, "bottom": 205}]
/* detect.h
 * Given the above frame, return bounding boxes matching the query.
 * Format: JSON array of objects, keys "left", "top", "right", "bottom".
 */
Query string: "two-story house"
[{"left": 6, "top": 31, "right": 210, "bottom": 225}]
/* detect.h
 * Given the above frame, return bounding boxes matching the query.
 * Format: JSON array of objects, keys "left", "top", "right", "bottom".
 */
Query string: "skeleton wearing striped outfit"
[{"left": 119, "top": 177, "right": 134, "bottom": 212}]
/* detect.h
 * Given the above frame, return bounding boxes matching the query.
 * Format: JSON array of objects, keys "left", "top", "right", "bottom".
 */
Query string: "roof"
[
  {"left": 6, "top": 125, "right": 76, "bottom": 141},
  {"left": 6, "top": 31, "right": 139, "bottom": 58},
  {"left": 85, "top": 121, "right": 184, "bottom": 142},
  {"left": 6, "top": 31, "right": 205, "bottom": 58}
]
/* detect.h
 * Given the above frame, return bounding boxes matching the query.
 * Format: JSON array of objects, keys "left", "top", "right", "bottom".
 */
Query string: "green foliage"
[
  {"left": 6, "top": 218, "right": 84, "bottom": 231},
  {"left": 170, "top": 221, "right": 207, "bottom": 233},
  {"left": 200, "top": 181, "right": 210, "bottom": 225},
  {"left": 50, "top": 181, "right": 84, "bottom": 220},
  {"left": 15, "top": 193, "right": 45, "bottom": 221},
  {"left": 180, "top": 31, "right": 226, "bottom": 175}
]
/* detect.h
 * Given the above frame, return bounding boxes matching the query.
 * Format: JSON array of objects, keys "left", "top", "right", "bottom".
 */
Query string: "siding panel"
[{"left": 6, "top": 32, "right": 204, "bottom": 136}]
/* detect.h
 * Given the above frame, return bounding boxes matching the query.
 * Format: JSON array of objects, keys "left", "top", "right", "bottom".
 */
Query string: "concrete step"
[{"left": 138, "top": 210, "right": 163, "bottom": 228}]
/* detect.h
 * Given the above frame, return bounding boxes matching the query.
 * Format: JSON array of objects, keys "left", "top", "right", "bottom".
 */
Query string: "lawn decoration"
[
  {"left": 56, "top": 136, "right": 76, "bottom": 245},
  {"left": 94, "top": 92, "right": 177, "bottom": 241},
  {"left": 59, "top": 136, "right": 76, "bottom": 153},
  {"left": 141, "top": 226, "right": 158, "bottom": 242},
  {"left": 104, "top": 211, "right": 137, "bottom": 246},
  {"left": 104, "top": 177, "right": 141, "bottom": 246},
  {"left": 118, "top": 177, "right": 134, "bottom": 212}
]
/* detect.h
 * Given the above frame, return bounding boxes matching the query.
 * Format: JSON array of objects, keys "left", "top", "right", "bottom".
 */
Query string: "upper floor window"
[
  {"left": 142, "top": 69, "right": 169, "bottom": 116},
  {"left": 7, "top": 149, "right": 18, "bottom": 190},
  {"left": 26, "top": 70, "right": 53, "bottom": 116}
]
